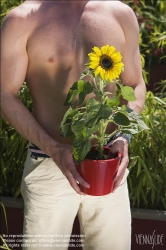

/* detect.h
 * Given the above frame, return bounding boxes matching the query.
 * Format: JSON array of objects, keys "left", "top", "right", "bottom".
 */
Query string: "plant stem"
[
  {"left": 97, "top": 78, "right": 105, "bottom": 159},
  {"left": 93, "top": 77, "right": 99, "bottom": 92},
  {"left": 98, "top": 120, "right": 104, "bottom": 159},
  {"left": 100, "top": 79, "right": 104, "bottom": 92}
]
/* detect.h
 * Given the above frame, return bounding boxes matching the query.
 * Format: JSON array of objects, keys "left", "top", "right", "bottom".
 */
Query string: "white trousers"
[{"left": 21, "top": 148, "right": 131, "bottom": 250}]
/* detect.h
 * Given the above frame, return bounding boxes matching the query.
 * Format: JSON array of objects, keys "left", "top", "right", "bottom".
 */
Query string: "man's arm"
[
  {"left": 1, "top": 10, "right": 89, "bottom": 194},
  {"left": 111, "top": 4, "right": 146, "bottom": 191},
  {"left": 120, "top": 4, "right": 146, "bottom": 113},
  {"left": 1, "top": 11, "right": 56, "bottom": 158}
]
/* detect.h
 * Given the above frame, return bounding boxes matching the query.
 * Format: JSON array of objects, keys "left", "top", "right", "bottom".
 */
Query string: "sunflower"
[{"left": 88, "top": 45, "right": 124, "bottom": 82}]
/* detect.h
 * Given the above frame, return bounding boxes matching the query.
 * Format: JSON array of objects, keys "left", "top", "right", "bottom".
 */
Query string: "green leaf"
[
  {"left": 126, "top": 106, "right": 139, "bottom": 118},
  {"left": 151, "top": 188, "right": 155, "bottom": 205},
  {"left": 0, "top": 235, "right": 11, "bottom": 250},
  {"left": 86, "top": 104, "right": 101, "bottom": 127},
  {"left": 113, "top": 112, "right": 130, "bottom": 126},
  {"left": 121, "top": 105, "right": 127, "bottom": 111},
  {"left": 0, "top": 202, "right": 8, "bottom": 234},
  {"left": 77, "top": 80, "right": 89, "bottom": 92},
  {"left": 121, "top": 123, "right": 148, "bottom": 134},
  {"left": 86, "top": 99, "right": 99, "bottom": 112},
  {"left": 64, "top": 80, "right": 93, "bottom": 107},
  {"left": 72, "top": 115, "right": 87, "bottom": 134},
  {"left": 86, "top": 104, "right": 112, "bottom": 127},
  {"left": 120, "top": 86, "right": 136, "bottom": 101},
  {"left": 139, "top": 158, "right": 152, "bottom": 182},
  {"left": 14, "top": 186, "right": 21, "bottom": 198},
  {"left": 60, "top": 107, "right": 77, "bottom": 136},
  {"left": 60, "top": 123, "right": 72, "bottom": 137},
  {"left": 80, "top": 71, "right": 87, "bottom": 79},
  {"left": 137, "top": 119, "right": 149, "bottom": 130},
  {"left": 126, "top": 107, "right": 149, "bottom": 130},
  {"left": 78, "top": 81, "right": 94, "bottom": 106},
  {"left": 60, "top": 107, "right": 77, "bottom": 125},
  {"left": 151, "top": 174, "right": 163, "bottom": 183},
  {"left": 106, "top": 96, "right": 120, "bottom": 106},
  {"left": 81, "top": 125, "right": 98, "bottom": 139},
  {"left": 64, "top": 82, "right": 78, "bottom": 106},
  {"left": 128, "top": 156, "right": 138, "bottom": 169},
  {"left": 69, "top": 90, "right": 79, "bottom": 104},
  {"left": 1, "top": 158, "right": 6, "bottom": 178},
  {"left": 137, "top": 157, "right": 142, "bottom": 178},
  {"left": 73, "top": 140, "right": 91, "bottom": 164},
  {"left": 78, "top": 92, "right": 86, "bottom": 106},
  {"left": 98, "top": 104, "right": 112, "bottom": 119},
  {"left": 121, "top": 127, "right": 139, "bottom": 134},
  {"left": 140, "top": 189, "right": 148, "bottom": 205}
]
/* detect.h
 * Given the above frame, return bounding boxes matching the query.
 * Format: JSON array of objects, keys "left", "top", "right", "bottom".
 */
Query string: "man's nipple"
[{"left": 48, "top": 57, "right": 56, "bottom": 63}]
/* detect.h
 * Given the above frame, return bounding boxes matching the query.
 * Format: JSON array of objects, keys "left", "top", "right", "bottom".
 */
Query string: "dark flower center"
[{"left": 101, "top": 56, "right": 113, "bottom": 70}]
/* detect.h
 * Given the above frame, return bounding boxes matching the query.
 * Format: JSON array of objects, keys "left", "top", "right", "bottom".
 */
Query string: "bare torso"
[{"left": 18, "top": 0, "right": 125, "bottom": 144}]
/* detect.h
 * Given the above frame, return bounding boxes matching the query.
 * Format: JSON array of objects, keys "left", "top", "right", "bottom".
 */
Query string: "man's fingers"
[
  {"left": 113, "top": 176, "right": 122, "bottom": 192},
  {"left": 67, "top": 163, "right": 90, "bottom": 188},
  {"left": 112, "top": 156, "right": 129, "bottom": 192},
  {"left": 113, "top": 183, "right": 118, "bottom": 192},
  {"left": 70, "top": 169, "right": 90, "bottom": 189},
  {"left": 62, "top": 163, "right": 90, "bottom": 194},
  {"left": 108, "top": 141, "right": 124, "bottom": 159},
  {"left": 65, "top": 172, "right": 87, "bottom": 195}
]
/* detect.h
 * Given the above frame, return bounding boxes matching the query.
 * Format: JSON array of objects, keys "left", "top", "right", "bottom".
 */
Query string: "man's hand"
[
  {"left": 51, "top": 143, "right": 90, "bottom": 195},
  {"left": 108, "top": 138, "right": 129, "bottom": 192}
]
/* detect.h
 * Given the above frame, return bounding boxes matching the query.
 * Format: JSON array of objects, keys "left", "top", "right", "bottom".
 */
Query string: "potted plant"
[{"left": 60, "top": 44, "right": 148, "bottom": 196}]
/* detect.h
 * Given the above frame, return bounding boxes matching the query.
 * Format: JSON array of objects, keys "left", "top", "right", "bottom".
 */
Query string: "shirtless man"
[{"left": 1, "top": 0, "right": 146, "bottom": 249}]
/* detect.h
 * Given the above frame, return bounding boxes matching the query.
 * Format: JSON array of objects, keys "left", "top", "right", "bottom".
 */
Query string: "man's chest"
[{"left": 27, "top": 11, "right": 125, "bottom": 67}]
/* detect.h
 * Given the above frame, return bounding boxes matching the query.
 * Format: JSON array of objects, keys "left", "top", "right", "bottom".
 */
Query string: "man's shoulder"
[
  {"left": 91, "top": 1, "right": 135, "bottom": 24},
  {"left": 105, "top": 1, "right": 134, "bottom": 17},
  {"left": 103, "top": 1, "right": 138, "bottom": 30},
  {"left": 2, "top": 1, "right": 40, "bottom": 37},
  {"left": 2, "top": 1, "right": 39, "bottom": 27}
]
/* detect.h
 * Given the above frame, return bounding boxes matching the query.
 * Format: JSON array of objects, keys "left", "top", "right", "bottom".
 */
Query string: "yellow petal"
[
  {"left": 89, "top": 63, "right": 97, "bottom": 69},
  {"left": 114, "top": 62, "right": 124, "bottom": 70},
  {"left": 101, "top": 45, "right": 107, "bottom": 55},
  {"left": 93, "top": 46, "right": 102, "bottom": 56},
  {"left": 89, "top": 57, "right": 100, "bottom": 63},
  {"left": 108, "top": 46, "right": 116, "bottom": 56},
  {"left": 94, "top": 66, "right": 102, "bottom": 76},
  {"left": 111, "top": 52, "right": 122, "bottom": 61},
  {"left": 90, "top": 61, "right": 99, "bottom": 69},
  {"left": 105, "top": 71, "right": 110, "bottom": 81},
  {"left": 104, "top": 45, "right": 110, "bottom": 55},
  {"left": 88, "top": 53, "right": 100, "bottom": 59},
  {"left": 88, "top": 52, "right": 95, "bottom": 57},
  {"left": 100, "top": 68, "right": 106, "bottom": 80}
]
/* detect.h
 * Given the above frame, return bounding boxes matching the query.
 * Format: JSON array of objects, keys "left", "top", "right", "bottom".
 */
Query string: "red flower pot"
[{"left": 77, "top": 147, "right": 122, "bottom": 196}]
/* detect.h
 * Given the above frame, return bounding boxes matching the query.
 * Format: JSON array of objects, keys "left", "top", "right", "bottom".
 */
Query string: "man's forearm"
[
  {"left": 1, "top": 94, "right": 59, "bottom": 157},
  {"left": 128, "top": 81, "right": 146, "bottom": 114}
]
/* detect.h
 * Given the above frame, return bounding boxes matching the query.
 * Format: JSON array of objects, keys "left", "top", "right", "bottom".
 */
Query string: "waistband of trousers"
[{"left": 29, "top": 143, "right": 50, "bottom": 159}]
